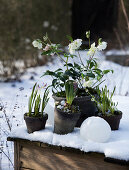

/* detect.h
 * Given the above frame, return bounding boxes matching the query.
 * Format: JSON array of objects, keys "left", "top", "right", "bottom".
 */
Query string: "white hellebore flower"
[
  {"left": 68, "top": 44, "right": 75, "bottom": 55},
  {"left": 83, "top": 80, "right": 93, "bottom": 88},
  {"left": 97, "top": 41, "right": 107, "bottom": 51},
  {"left": 68, "top": 39, "right": 82, "bottom": 55},
  {"left": 32, "top": 40, "right": 42, "bottom": 49},
  {"left": 88, "top": 42, "right": 97, "bottom": 56}
]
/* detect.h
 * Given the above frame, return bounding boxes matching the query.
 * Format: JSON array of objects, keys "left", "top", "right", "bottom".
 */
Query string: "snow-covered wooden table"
[
  {"left": 8, "top": 122, "right": 129, "bottom": 170},
  {"left": 7, "top": 96, "right": 129, "bottom": 169},
  {"left": 8, "top": 136, "right": 129, "bottom": 170}
]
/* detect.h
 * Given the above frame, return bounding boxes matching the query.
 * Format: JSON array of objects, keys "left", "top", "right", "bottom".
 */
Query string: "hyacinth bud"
[
  {"left": 86, "top": 31, "right": 90, "bottom": 39},
  {"left": 73, "top": 82, "right": 78, "bottom": 92},
  {"left": 43, "top": 33, "right": 48, "bottom": 41}
]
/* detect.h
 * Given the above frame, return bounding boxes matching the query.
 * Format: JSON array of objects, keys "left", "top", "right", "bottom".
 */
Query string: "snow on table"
[{"left": 9, "top": 95, "right": 129, "bottom": 162}]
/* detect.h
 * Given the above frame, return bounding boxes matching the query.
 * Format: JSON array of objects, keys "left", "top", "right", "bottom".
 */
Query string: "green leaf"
[
  {"left": 28, "top": 83, "right": 37, "bottom": 115},
  {"left": 60, "top": 83, "right": 65, "bottom": 87},
  {"left": 90, "top": 62, "right": 94, "bottom": 69},
  {"left": 103, "top": 69, "right": 113, "bottom": 74},
  {"left": 42, "top": 70, "right": 56, "bottom": 76},
  {"left": 97, "top": 75, "right": 102, "bottom": 81},
  {"left": 87, "top": 73, "right": 95, "bottom": 78},
  {"left": 93, "top": 68, "right": 102, "bottom": 73},
  {"left": 41, "top": 87, "right": 49, "bottom": 114},
  {"left": 52, "top": 79, "right": 58, "bottom": 86},
  {"left": 81, "top": 73, "right": 84, "bottom": 79},
  {"left": 55, "top": 68, "right": 63, "bottom": 72},
  {"left": 64, "top": 63, "right": 73, "bottom": 67},
  {"left": 66, "top": 35, "right": 73, "bottom": 42},
  {"left": 98, "top": 38, "right": 102, "bottom": 44},
  {"left": 64, "top": 53, "right": 69, "bottom": 58},
  {"left": 74, "top": 62, "right": 81, "bottom": 70}
]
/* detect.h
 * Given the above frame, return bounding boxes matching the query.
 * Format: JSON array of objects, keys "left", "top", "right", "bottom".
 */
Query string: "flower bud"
[{"left": 86, "top": 31, "right": 90, "bottom": 39}]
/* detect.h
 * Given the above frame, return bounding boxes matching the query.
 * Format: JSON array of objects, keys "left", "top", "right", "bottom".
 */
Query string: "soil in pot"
[
  {"left": 54, "top": 107, "right": 81, "bottom": 135},
  {"left": 99, "top": 111, "right": 122, "bottom": 130},
  {"left": 24, "top": 113, "right": 48, "bottom": 133}
]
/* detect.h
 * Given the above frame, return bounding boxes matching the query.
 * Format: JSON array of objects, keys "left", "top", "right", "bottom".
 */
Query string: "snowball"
[{"left": 80, "top": 116, "right": 111, "bottom": 143}]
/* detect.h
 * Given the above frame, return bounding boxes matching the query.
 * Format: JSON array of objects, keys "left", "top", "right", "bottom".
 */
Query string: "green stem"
[
  {"left": 55, "top": 52, "right": 66, "bottom": 64},
  {"left": 89, "top": 37, "right": 90, "bottom": 48},
  {"left": 86, "top": 52, "right": 95, "bottom": 71},
  {"left": 66, "top": 56, "right": 68, "bottom": 71},
  {"left": 78, "top": 51, "right": 84, "bottom": 67}
]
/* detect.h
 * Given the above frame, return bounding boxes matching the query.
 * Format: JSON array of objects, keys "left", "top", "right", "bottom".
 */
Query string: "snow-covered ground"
[{"left": 1, "top": 51, "right": 129, "bottom": 169}]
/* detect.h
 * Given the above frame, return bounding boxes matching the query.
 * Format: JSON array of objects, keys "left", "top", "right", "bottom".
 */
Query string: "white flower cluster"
[
  {"left": 68, "top": 39, "right": 82, "bottom": 55},
  {"left": 83, "top": 80, "right": 93, "bottom": 88},
  {"left": 97, "top": 41, "right": 107, "bottom": 51},
  {"left": 32, "top": 40, "right": 42, "bottom": 49},
  {"left": 88, "top": 41, "right": 107, "bottom": 56},
  {"left": 87, "top": 43, "right": 96, "bottom": 56}
]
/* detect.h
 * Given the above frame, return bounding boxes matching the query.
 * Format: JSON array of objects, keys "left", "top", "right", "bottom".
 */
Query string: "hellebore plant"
[
  {"left": 32, "top": 31, "right": 113, "bottom": 97},
  {"left": 28, "top": 83, "right": 49, "bottom": 117}
]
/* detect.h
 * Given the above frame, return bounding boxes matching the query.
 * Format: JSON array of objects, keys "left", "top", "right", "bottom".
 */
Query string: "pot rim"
[
  {"left": 55, "top": 107, "right": 80, "bottom": 115},
  {"left": 52, "top": 95, "right": 65, "bottom": 100},
  {"left": 52, "top": 94, "right": 92, "bottom": 100},
  {"left": 98, "top": 110, "right": 122, "bottom": 118},
  {"left": 24, "top": 112, "right": 48, "bottom": 119}
]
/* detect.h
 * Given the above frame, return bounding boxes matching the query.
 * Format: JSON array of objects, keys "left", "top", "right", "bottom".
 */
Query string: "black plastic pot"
[
  {"left": 54, "top": 107, "right": 81, "bottom": 135},
  {"left": 24, "top": 113, "right": 48, "bottom": 133},
  {"left": 53, "top": 95, "right": 97, "bottom": 127},
  {"left": 99, "top": 111, "right": 122, "bottom": 130}
]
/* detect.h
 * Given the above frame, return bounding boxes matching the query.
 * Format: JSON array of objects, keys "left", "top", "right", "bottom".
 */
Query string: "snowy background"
[{"left": 1, "top": 51, "right": 129, "bottom": 169}]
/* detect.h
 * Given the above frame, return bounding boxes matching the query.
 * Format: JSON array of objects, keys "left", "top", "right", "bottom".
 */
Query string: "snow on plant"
[{"left": 28, "top": 83, "right": 49, "bottom": 117}]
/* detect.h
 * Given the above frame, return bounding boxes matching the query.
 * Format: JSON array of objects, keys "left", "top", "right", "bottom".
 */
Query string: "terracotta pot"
[
  {"left": 53, "top": 95, "right": 97, "bottom": 127},
  {"left": 54, "top": 107, "right": 81, "bottom": 135},
  {"left": 24, "top": 113, "right": 48, "bottom": 133},
  {"left": 99, "top": 111, "right": 122, "bottom": 130}
]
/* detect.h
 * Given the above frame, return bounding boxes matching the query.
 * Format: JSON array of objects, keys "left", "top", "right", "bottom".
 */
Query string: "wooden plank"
[
  {"left": 9, "top": 138, "right": 129, "bottom": 170},
  {"left": 19, "top": 141, "right": 129, "bottom": 170},
  {"left": 14, "top": 141, "right": 20, "bottom": 170},
  {"left": 8, "top": 137, "right": 41, "bottom": 147}
]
